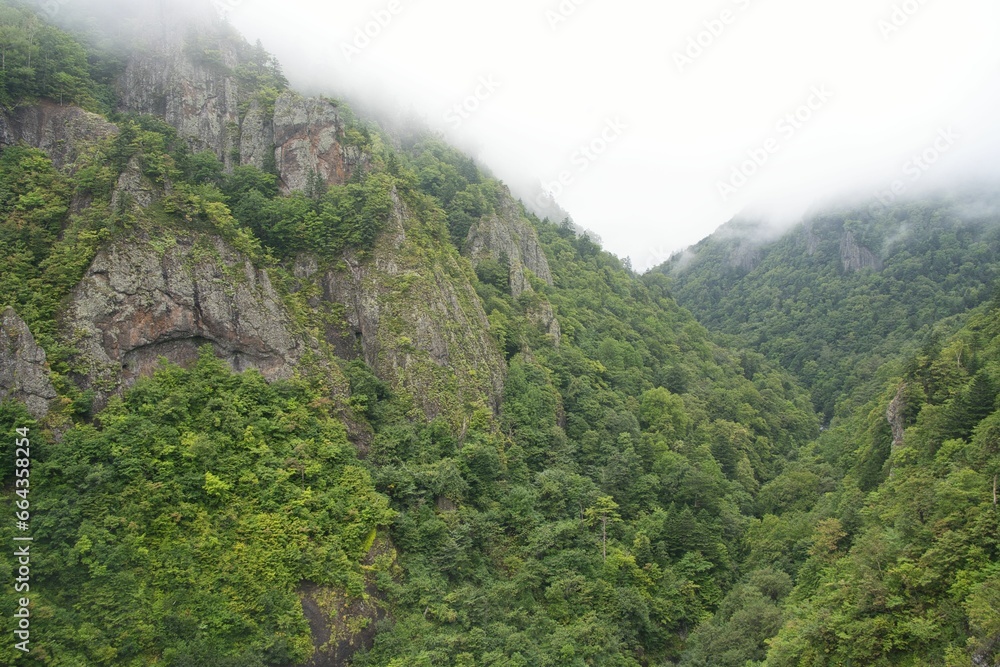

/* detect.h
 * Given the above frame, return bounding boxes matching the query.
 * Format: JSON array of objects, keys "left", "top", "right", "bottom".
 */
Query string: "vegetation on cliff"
[{"left": 1, "top": 3, "right": 999, "bottom": 666}]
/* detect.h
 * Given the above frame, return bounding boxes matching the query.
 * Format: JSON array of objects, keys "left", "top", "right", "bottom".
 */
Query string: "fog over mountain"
[
  {"left": 6, "top": 2, "right": 1000, "bottom": 664},
  {"left": 40, "top": 0, "right": 1000, "bottom": 268}
]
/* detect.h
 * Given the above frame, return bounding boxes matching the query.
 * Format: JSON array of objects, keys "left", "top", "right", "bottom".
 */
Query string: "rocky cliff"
[
  {"left": 64, "top": 231, "right": 349, "bottom": 410},
  {"left": 294, "top": 190, "right": 506, "bottom": 425},
  {"left": 0, "top": 101, "right": 117, "bottom": 170},
  {"left": 464, "top": 187, "right": 560, "bottom": 344},
  {"left": 117, "top": 29, "right": 244, "bottom": 169},
  {"left": 115, "top": 24, "right": 508, "bottom": 424},
  {"left": 464, "top": 187, "right": 553, "bottom": 298},
  {"left": 271, "top": 92, "right": 367, "bottom": 193},
  {"left": 0, "top": 307, "right": 57, "bottom": 418},
  {"left": 840, "top": 230, "right": 882, "bottom": 272},
  {"left": 116, "top": 28, "right": 364, "bottom": 192}
]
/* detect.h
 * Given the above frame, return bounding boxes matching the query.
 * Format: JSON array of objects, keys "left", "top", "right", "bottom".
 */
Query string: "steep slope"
[
  {"left": 757, "top": 302, "right": 1000, "bottom": 667},
  {"left": 0, "top": 5, "right": 831, "bottom": 667},
  {"left": 658, "top": 194, "right": 1000, "bottom": 420},
  {"left": 0, "top": 307, "right": 57, "bottom": 418}
]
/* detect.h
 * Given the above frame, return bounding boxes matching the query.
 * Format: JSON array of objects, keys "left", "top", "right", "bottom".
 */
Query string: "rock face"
[
  {"left": 803, "top": 224, "right": 820, "bottom": 256},
  {"left": 65, "top": 232, "right": 316, "bottom": 407},
  {"left": 0, "top": 101, "right": 118, "bottom": 170},
  {"left": 464, "top": 189, "right": 553, "bottom": 298},
  {"left": 840, "top": 230, "right": 882, "bottom": 272},
  {"left": 464, "top": 189, "right": 560, "bottom": 345},
  {"left": 117, "top": 28, "right": 362, "bottom": 191},
  {"left": 296, "top": 191, "right": 506, "bottom": 422},
  {"left": 238, "top": 98, "right": 274, "bottom": 171},
  {"left": 118, "top": 30, "right": 243, "bottom": 169},
  {"left": 0, "top": 308, "right": 57, "bottom": 418},
  {"left": 729, "top": 242, "right": 763, "bottom": 273},
  {"left": 272, "top": 92, "right": 366, "bottom": 194},
  {"left": 297, "top": 536, "right": 393, "bottom": 667}
]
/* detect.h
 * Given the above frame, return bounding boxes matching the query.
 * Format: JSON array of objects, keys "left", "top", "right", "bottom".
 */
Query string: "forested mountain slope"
[
  {"left": 657, "top": 195, "right": 1000, "bottom": 421},
  {"left": 654, "top": 191, "right": 1000, "bottom": 666},
  {"left": 678, "top": 299, "right": 1000, "bottom": 667},
  {"left": 760, "top": 299, "right": 1000, "bottom": 666},
  {"left": 0, "top": 5, "right": 824, "bottom": 665}
]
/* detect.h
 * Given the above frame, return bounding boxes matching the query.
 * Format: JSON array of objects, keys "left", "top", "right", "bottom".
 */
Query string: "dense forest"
[
  {"left": 0, "top": 3, "right": 998, "bottom": 666},
  {"left": 659, "top": 200, "right": 1000, "bottom": 421}
]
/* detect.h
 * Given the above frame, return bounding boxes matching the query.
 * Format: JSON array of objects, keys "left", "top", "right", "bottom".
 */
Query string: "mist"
[{"left": 39, "top": 0, "right": 1000, "bottom": 271}]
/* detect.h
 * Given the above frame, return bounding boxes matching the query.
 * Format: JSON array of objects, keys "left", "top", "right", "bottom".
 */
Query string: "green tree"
[{"left": 585, "top": 495, "right": 622, "bottom": 562}]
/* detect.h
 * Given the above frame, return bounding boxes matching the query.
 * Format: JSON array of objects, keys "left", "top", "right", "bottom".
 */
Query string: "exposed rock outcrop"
[
  {"left": 840, "top": 230, "right": 882, "bottom": 272},
  {"left": 0, "top": 101, "right": 118, "bottom": 170},
  {"left": 464, "top": 189, "right": 553, "bottom": 298},
  {"left": 297, "top": 535, "right": 394, "bottom": 667},
  {"left": 117, "top": 30, "right": 243, "bottom": 169},
  {"left": 730, "top": 242, "right": 762, "bottom": 273},
  {"left": 295, "top": 190, "right": 506, "bottom": 423},
  {"left": 0, "top": 307, "right": 57, "bottom": 418},
  {"left": 110, "top": 156, "right": 156, "bottom": 211},
  {"left": 463, "top": 188, "right": 560, "bottom": 345},
  {"left": 117, "top": 28, "right": 362, "bottom": 191},
  {"left": 65, "top": 232, "right": 335, "bottom": 409},
  {"left": 803, "top": 224, "right": 820, "bottom": 256},
  {"left": 238, "top": 97, "right": 274, "bottom": 171},
  {"left": 273, "top": 92, "right": 365, "bottom": 194}
]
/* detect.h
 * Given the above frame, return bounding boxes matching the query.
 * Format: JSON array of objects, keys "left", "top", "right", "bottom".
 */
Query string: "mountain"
[
  {"left": 1, "top": 2, "right": 998, "bottom": 666},
  {"left": 657, "top": 195, "right": 1000, "bottom": 422},
  {"left": 652, "top": 194, "right": 1000, "bottom": 665},
  {"left": 0, "top": 5, "right": 821, "bottom": 665}
]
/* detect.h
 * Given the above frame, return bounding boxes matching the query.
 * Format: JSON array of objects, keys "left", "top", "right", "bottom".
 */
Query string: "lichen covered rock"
[
  {"left": 0, "top": 101, "right": 118, "bottom": 170},
  {"left": 0, "top": 307, "right": 57, "bottom": 418},
  {"left": 117, "top": 30, "right": 242, "bottom": 169},
  {"left": 464, "top": 187, "right": 553, "bottom": 298},
  {"left": 296, "top": 191, "right": 505, "bottom": 424},
  {"left": 65, "top": 232, "right": 322, "bottom": 407},
  {"left": 273, "top": 92, "right": 364, "bottom": 193}
]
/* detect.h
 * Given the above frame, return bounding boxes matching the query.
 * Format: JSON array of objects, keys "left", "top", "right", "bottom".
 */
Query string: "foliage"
[
  {"left": 346, "top": 150, "right": 820, "bottom": 665},
  {"left": 660, "top": 199, "right": 1000, "bottom": 421},
  {"left": 0, "top": 0, "right": 120, "bottom": 111},
  {"left": 760, "top": 303, "right": 1000, "bottom": 666},
  {"left": 5, "top": 7, "right": 1000, "bottom": 666},
  {"left": 0, "top": 351, "right": 393, "bottom": 665}
]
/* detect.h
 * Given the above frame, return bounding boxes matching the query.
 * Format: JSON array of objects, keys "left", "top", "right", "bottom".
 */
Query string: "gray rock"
[
  {"left": 116, "top": 30, "right": 366, "bottom": 192},
  {"left": 239, "top": 98, "right": 274, "bottom": 171},
  {"left": 272, "top": 92, "right": 361, "bottom": 193},
  {"left": 117, "top": 30, "right": 242, "bottom": 169},
  {"left": 298, "top": 190, "right": 506, "bottom": 421},
  {"left": 66, "top": 232, "right": 306, "bottom": 407},
  {"left": 464, "top": 187, "right": 553, "bottom": 298},
  {"left": 0, "top": 308, "right": 57, "bottom": 418},
  {"left": 0, "top": 101, "right": 118, "bottom": 170},
  {"left": 110, "top": 156, "right": 156, "bottom": 211},
  {"left": 464, "top": 187, "right": 560, "bottom": 345},
  {"left": 840, "top": 230, "right": 882, "bottom": 272}
]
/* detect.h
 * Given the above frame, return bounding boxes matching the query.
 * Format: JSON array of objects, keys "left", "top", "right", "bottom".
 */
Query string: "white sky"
[{"left": 220, "top": 0, "right": 1000, "bottom": 270}]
